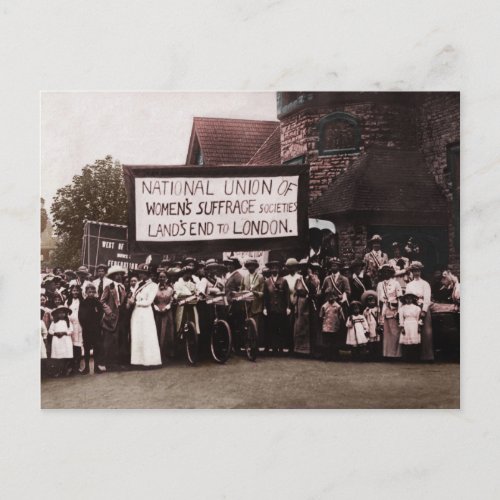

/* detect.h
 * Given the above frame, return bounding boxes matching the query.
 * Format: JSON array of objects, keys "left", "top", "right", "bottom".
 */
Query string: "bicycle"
[
  {"left": 204, "top": 292, "right": 232, "bottom": 364},
  {"left": 230, "top": 290, "right": 258, "bottom": 362},
  {"left": 175, "top": 294, "right": 199, "bottom": 366}
]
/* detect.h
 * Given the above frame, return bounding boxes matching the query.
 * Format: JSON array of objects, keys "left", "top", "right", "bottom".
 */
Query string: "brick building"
[{"left": 185, "top": 92, "right": 460, "bottom": 275}]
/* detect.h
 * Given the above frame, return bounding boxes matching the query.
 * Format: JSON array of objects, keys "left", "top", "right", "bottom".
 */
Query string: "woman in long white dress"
[{"left": 129, "top": 265, "right": 161, "bottom": 367}]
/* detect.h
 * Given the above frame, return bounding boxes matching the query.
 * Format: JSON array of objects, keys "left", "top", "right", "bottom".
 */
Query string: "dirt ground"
[{"left": 41, "top": 354, "right": 460, "bottom": 409}]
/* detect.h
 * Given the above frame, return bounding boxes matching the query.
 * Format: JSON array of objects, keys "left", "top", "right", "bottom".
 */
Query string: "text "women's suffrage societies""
[{"left": 134, "top": 175, "right": 299, "bottom": 242}]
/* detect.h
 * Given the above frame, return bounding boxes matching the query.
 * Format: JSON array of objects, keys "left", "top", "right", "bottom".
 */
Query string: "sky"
[{"left": 41, "top": 92, "right": 278, "bottom": 209}]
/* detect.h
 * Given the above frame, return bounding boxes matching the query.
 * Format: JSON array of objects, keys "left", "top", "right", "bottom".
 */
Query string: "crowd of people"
[{"left": 40, "top": 234, "right": 460, "bottom": 377}]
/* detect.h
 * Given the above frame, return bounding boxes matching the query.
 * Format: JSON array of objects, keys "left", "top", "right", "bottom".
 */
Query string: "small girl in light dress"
[
  {"left": 346, "top": 301, "right": 369, "bottom": 358},
  {"left": 362, "top": 290, "right": 381, "bottom": 360},
  {"left": 399, "top": 292, "right": 422, "bottom": 361},
  {"left": 48, "top": 306, "right": 74, "bottom": 376}
]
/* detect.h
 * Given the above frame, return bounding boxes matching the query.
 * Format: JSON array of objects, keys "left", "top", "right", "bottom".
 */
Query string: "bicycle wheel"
[
  {"left": 244, "top": 318, "right": 258, "bottom": 362},
  {"left": 211, "top": 320, "right": 232, "bottom": 364},
  {"left": 184, "top": 321, "right": 199, "bottom": 366}
]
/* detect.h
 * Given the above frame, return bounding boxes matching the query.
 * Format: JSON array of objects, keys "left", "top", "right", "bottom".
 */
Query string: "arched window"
[{"left": 318, "top": 112, "right": 361, "bottom": 155}]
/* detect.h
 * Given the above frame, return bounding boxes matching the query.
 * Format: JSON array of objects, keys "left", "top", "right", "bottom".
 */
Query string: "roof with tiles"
[
  {"left": 186, "top": 117, "right": 279, "bottom": 165},
  {"left": 309, "top": 147, "right": 448, "bottom": 217},
  {"left": 246, "top": 125, "right": 281, "bottom": 165}
]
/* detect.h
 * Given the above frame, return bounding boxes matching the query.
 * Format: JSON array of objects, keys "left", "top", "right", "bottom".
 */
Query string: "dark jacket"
[
  {"left": 321, "top": 273, "right": 351, "bottom": 301},
  {"left": 100, "top": 283, "right": 126, "bottom": 332},
  {"left": 264, "top": 275, "right": 290, "bottom": 315},
  {"left": 349, "top": 274, "right": 373, "bottom": 302},
  {"left": 225, "top": 270, "right": 243, "bottom": 304},
  {"left": 78, "top": 297, "right": 103, "bottom": 335}
]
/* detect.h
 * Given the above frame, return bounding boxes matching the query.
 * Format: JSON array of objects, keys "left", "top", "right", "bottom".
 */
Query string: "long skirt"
[
  {"left": 420, "top": 309, "right": 434, "bottom": 361},
  {"left": 130, "top": 305, "right": 161, "bottom": 366},
  {"left": 293, "top": 297, "right": 311, "bottom": 355},
  {"left": 154, "top": 309, "right": 175, "bottom": 359},
  {"left": 383, "top": 317, "right": 402, "bottom": 358}
]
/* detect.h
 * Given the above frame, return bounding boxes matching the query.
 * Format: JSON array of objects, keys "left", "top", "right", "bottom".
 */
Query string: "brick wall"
[
  {"left": 280, "top": 99, "right": 418, "bottom": 201},
  {"left": 415, "top": 92, "right": 460, "bottom": 274},
  {"left": 279, "top": 92, "right": 459, "bottom": 273},
  {"left": 336, "top": 221, "right": 368, "bottom": 263}
]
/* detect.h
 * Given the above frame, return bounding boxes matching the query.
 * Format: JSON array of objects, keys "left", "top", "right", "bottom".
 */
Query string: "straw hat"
[
  {"left": 361, "top": 290, "right": 378, "bottom": 305},
  {"left": 107, "top": 265, "right": 127, "bottom": 277}
]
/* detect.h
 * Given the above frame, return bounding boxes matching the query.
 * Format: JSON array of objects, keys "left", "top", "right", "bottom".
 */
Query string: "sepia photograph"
[{"left": 40, "top": 91, "right": 460, "bottom": 409}]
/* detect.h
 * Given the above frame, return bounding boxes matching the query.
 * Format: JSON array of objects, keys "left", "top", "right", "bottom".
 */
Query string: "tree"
[
  {"left": 51, "top": 155, "right": 128, "bottom": 269},
  {"left": 40, "top": 198, "right": 48, "bottom": 233}
]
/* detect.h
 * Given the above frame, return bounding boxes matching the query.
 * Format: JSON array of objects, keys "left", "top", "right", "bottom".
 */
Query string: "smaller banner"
[
  {"left": 81, "top": 221, "right": 159, "bottom": 274},
  {"left": 222, "top": 250, "right": 269, "bottom": 270}
]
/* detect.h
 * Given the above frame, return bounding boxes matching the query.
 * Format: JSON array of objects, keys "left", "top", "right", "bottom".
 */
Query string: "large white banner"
[{"left": 135, "top": 175, "right": 299, "bottom": 242}]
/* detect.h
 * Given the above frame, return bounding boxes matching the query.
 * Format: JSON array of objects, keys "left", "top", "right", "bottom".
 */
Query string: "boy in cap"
[
  {"left": 319, "top": 290, "right": 342, "bottom": 361},
  {"left": 78, "top": 284, "right": 105, "bottom": 374}
]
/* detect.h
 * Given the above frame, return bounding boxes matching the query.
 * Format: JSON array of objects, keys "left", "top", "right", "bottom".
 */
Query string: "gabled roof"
[
  {"left": 309, "top": 147, "right": 448, "bottom": 218},
  {"left": 186, "top": 117, "right": 279, "bottom": 165},
  {"left": 246, "top": 125, "right": 281, "bottom": 165}
]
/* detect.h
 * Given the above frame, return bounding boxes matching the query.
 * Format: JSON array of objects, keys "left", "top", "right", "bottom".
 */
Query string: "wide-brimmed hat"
[
  {"left": 369, "top": 234, "right": 383, "bottom": 243},
  {"left": 244, "top": 258, "right": 259, "bottom": 269},
  {"left": 64, "top": 269, "right": 76, "bottom": 279},
  {"left": 51, "top": 305, "right": 72, "bottom": 317},
  {"left": 205, "top": 258, "right": 218, "bottom": 266},
  {"left": 409, "top": 261, "right": 424, "bottom": 271},
  {"left": 183, "top": 257, "right": 197, "bottom": 266},
  {"left": 310, "top": 262, "right": 322, "bottom": 269},
  {"left": 107, "top": 265, "right": 127, "bottom": 277},
  {"left": 96, "top": 263, "right": 108, "bottom": 271},
  {"left": 361, "top": 290, "right": 378, "bottom": 305},
  {"left": 206, "top": 261, "right": 223, "bottom": 271},
  {"left": 181, "top": 266, "right": 193, "bottom": 274},
  {"left": 285, "top": 258, "right": 299, "bottom": 267},
  {"left": 42, "top": 274, "right": 56, "bottom": 285},
  {"left": 137, "top": 263, "right": 149, "bottom": 273},
  {"left": 76, "top": 265, "right": 89, "bottom": 275},
  {"left": 299, "top": 258, "right": 309, "bottom": 266},
  {"left": 223, "top": 257, "right": 241, "bottom": 268},
  {"left": 167, "top": 267, "right": 181, "bottom": 276}
]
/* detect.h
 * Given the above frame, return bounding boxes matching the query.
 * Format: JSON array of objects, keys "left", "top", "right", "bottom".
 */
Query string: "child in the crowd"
[
  {"left": 399, "top": 292, "right": 421, "bottom": 361},
  {"left": 362, "top": 290, "right": 381, "bottom": 359},
  {"left": 78, "top": 284, "right": 104, "bottom": 375},
  {"left": 319, "top": 291, "right": 342, "bottom": 361},
  {"left": 48, "top": 306, "right": 74, "bottom": 377},
  {"left": 66, "top": 285, "right": 84, "bottom": 373},
  {"left": 52, "top": 293, "right": 63, "bottom": 309},
  {"left": 346, "top": 301, "right": 369, "bottom": 358}
]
